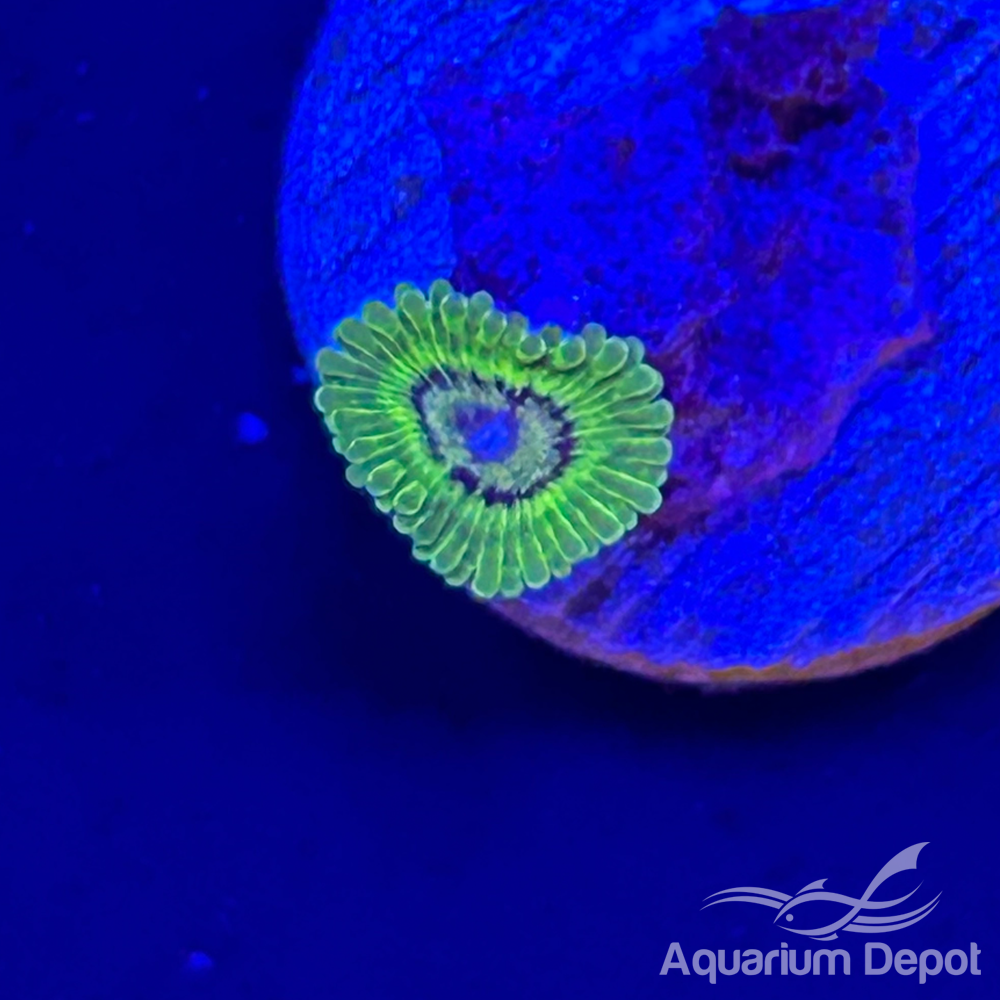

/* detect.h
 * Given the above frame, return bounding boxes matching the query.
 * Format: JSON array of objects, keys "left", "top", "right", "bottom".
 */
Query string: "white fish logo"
[{"left": 703, "top": 843, "right": 941, "bottom": 941}]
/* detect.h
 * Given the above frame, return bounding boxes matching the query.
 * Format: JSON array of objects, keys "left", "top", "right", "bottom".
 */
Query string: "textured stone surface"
[
  {"left": 420, "top": 2, "right": 927, "bottom": 529},
  {"left": 280, "top": 0, "right": 1000, "bottom": 684}
]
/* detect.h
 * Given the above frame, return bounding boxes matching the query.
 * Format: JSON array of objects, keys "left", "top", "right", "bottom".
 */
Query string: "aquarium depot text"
[{"left": 659, "top": 941, "right": 982, "bottom": 984}]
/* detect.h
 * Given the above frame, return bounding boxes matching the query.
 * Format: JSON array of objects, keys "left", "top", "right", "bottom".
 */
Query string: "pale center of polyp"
[{"left": 413, "top": 371, "right": 573, "bottom": 502}]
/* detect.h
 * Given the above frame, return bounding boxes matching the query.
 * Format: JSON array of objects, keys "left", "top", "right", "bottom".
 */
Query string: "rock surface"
[{"left": 280, "top": 0, "right": 1000, "bottom": 684}]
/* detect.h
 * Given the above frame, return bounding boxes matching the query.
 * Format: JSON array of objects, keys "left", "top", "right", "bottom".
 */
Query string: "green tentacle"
[{"left": 312, "top": 280, "right": 675, "bottom": 600}]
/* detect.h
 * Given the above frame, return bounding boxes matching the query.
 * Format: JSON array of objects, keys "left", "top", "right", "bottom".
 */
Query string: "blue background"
[{"left": 2, "top": 0, "right": 997, "bottom": 997}]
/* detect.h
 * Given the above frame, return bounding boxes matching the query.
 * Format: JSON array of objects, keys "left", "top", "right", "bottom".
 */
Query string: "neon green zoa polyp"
[{"left": 313, "top": 279, "right": 675, "bottom": 599}]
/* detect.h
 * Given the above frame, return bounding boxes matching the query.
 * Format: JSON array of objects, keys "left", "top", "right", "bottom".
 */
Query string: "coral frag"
[{"left": 314, "top": 280, "right": 673, "bottom": 599}]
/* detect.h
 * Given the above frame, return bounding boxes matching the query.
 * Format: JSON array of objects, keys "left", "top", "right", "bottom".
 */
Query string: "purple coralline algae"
[{"left": 420, "top": 2, "right": 926, "bottom": 531}]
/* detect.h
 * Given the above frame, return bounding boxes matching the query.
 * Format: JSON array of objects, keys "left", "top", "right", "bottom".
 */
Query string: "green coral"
[{"left": 313, "top": 279, "right": 674, "bottom": 599}]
